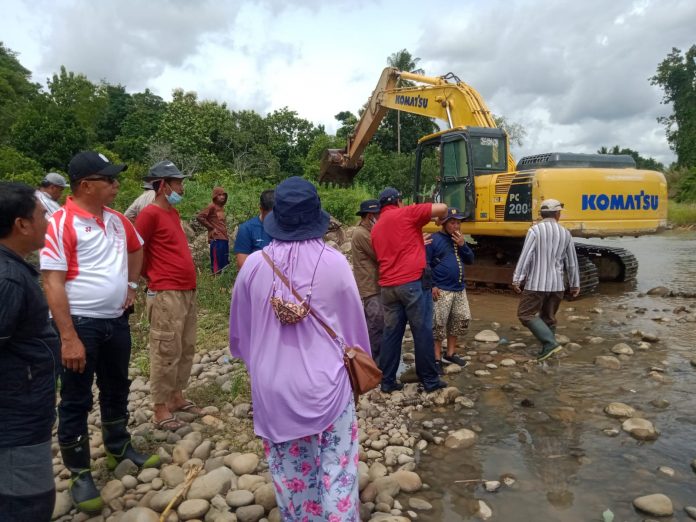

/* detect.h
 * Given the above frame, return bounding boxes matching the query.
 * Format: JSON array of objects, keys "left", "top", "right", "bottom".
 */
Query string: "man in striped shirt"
[{"left": 512, "top": 199, "right": 580, "bottom": 361}]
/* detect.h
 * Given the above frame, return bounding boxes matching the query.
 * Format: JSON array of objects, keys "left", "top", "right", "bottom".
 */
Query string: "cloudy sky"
[{"left": 2, "top": 0, "right": 694, "bottom": 165}]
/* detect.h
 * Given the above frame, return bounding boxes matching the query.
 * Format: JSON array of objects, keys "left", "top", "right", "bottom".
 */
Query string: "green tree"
[
  {"left": 597, "top": 145, "right": 665, "bottom": 171},
  {"left": 265, "top": 107, "right": 323, "bottom": 178},
  {"left": 651, "top": 45, "right": 696, "bottom": 167},
  {"left": 493, "top": 114, "right": 527, "bottom": 147},
  {"left": 114, "top": 89, "right": 167, "bottom": 162},
  {"left": 334, "top": 110, "right": 358, "bottom": 140},
  {"left": 10, "top": 96, "right": 88, "bottom": 170},
  {"left": 47, "top": 66, "right": 107, "bottom": 143},
  {"left": 0, "top": 145, "right": 44, "bottom": 184},
  {"left": 0, "top": 43, "right": 40, "bottom": 144},
  {"left": 96, "top": 83, "right": 132, "bottom": 148}
]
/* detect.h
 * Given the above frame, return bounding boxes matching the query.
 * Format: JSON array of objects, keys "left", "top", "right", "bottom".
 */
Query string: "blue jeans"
[
  {"left": 57, "top": 314, "right": 132, "bottom": 444},
  {"left": 380, "top": 280, "right": 440, "bottom": 390},
  {"left": 0, "top": 441, "right": 55, "bottom": 522},
  {"left": 210, "top": 239, "right": 230, "bottom": 274}
]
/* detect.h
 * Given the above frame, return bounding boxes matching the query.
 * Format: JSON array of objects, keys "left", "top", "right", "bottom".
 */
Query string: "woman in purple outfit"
[{"left": 230, "top": 177, "right": 371, "bottom": 521}]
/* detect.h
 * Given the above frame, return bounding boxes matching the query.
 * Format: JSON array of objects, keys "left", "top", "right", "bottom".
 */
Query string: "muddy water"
[{"left": 412, "top": 230, "right": 696, "bottom": 521}]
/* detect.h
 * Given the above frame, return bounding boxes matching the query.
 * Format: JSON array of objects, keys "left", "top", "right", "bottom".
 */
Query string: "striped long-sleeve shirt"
[{"left": 512, "top": 218, "right": 580, "bottom": 291}]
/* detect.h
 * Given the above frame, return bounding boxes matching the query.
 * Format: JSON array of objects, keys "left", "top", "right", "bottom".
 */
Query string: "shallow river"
[{"left": 412, "top": 230, "right": 696, "bottom": 521}]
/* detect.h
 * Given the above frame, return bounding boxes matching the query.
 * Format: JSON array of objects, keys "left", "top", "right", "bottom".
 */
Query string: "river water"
[{"left": 411, "top": 230, "right": 696, "bottom": 521}]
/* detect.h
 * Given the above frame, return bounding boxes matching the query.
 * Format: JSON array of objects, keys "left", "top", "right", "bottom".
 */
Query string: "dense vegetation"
[{"left": 1, "top": 43, "right": 694, "bottom": 223}]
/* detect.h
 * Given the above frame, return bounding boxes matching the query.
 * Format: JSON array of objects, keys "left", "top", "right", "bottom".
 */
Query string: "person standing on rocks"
[
  {"left": 371, "top": 187, "right": 448, "bottom": 393},
  {"left": 230, "top": 177, "right": 369, "bottom": 521},
  {"left": 135, "top": 161, "right": 201, "bottom": 432},
  {"left": 427, "top": 207, "right": 474, "bottom": 374},
  {"left": 41, "top": 151, "right": 160, "bottom": 515},
  {"left": 512, "top": 198, "right": 580, "bottom": 361},
  {"left": 196, "top": 186, "right": 230, "bottom": 274},
  {"left": 124, "top": 181, "right": 156, "bottom": 222},
  {"left": 35, "top": 172, "right": 67, "bottom": 217},
  {"left": 233, "top": 189, "right": 274, "bottom": 269},
  {"left": 0, "top": 182, "right": 60, "bottom": 522},
  {"left": 351, "top": 199, "right": 383, "bottom": 362}
]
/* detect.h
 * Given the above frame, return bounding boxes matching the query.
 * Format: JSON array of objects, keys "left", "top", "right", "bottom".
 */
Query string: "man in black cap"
[
  {"left": 371, "top": 187, "right": 448, "bottom": 393},
  {"left": 135, "top": 161, "right": 201, "bottom": 431},
  {"left": 0, "top": 182, "right": 60, "bottom": 521},
  {"left": 41, "top": 151, "right": 160, "bottom": 514},
  {"left": 350, "top": 199, "right": 383, "bottom": 361}
]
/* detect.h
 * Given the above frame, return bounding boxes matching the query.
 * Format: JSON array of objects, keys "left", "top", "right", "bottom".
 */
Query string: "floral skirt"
[{"left": 263, "top": 400, "right": 360, "bottom": 521}]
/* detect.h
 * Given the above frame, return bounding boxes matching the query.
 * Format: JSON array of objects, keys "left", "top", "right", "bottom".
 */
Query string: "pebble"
[
  {"left": 604, "top": 402, "right": 635, "bottom": 418},
  {"left": 657, "top": 466, "right": 675, "bottom": 477},
  {"left": 101, "top": 479, "right": 126, "bottom": 504},
  {"left": 236, "top": 504, "right": 266, "bottom": 522},
  {"left": 633, "top": 493, "right": 673, "bottom": 516},
  {"left": 187, "top": 465, "right": 234, "bottom": 500},
  {"left": 114, "top": 459, "right": 139, "bottom": 479},
  {"left": 408, "top": 497, "right": 433, "bottom": 511},
  {"left": 611, "top": 343, "right": 634, "bottom": 355},
  {"left": 229, "top": 453, "right": 259, "bottom": 475},
  {"left": 484, "top": 480, "right": 501, "bottom": 492},
  {"left": 595, "top": 356, "right": 621, "bottom": 370},
  {"left": 474, "top": 330, "right": 500, "bottom": 343},
  {"left": 444, "top": 429, "right": 477, "bottom": 449},
  {"left": 685, "top": 506, "right": 696, "bottom": 520},
  {"left": 120, "top": 507, "right": 160, "bottom": 522},
  {"left": 177, "top": 498, "right": 210, "bottom": 520},
  {"left": 161, "top": 465, "right": 186, "bottom": 488},
  {"left": 121, "top": 474, "right": 138, "bottom": 490},
  {"left": 478, "top": 499, "right": 493, "bottom": 519},
  {"left": 226, "top": 489, "right": 255, "bottom": 507},
  {"left": 52, "top": 490, "right": 72, "bottom": 519},
  {"left": 500, "top": 359, "right": 516, "bottom": 367},
  {"left": 138, "top": 468, "right": 160, "bottom": 483}
]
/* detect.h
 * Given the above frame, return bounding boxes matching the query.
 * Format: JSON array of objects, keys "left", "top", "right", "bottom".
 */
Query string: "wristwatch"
[{"left": 127, "top": 281, "right": 138, "bottom": 290}]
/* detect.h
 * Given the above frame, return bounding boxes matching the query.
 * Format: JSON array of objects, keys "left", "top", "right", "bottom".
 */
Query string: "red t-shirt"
[
  {"left": 371, "top": 203, "right": 433, "bottom": 287},
  {"left": 135, "top": 205, "right": 196, "bottom": 291}
]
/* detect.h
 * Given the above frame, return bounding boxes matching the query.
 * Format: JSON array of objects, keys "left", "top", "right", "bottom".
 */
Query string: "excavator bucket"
[{"left": 319, "top": 149, "right": 364, "bottom": 186}]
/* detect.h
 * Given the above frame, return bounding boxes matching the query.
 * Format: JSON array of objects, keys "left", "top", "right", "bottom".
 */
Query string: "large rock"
[
  {"left": 633, "top": 493, "right": 673, "bottom": 516},
  {"left": 444, "top": 429, "right": 477, "bottom": 449},
  {"left": 226, "top": 489, "right": 254, "bottom": 507},
  {"left": 52, "top": 490, "right": 72, "bottom": 519},
  {"left": 253, "top": 483, "right": 277, "bottom": 511},
  {"left": 409, "top": 497, "right": 433, "bottom": 510},
  {"left": 102, "top": 479, "right": 126, "bottom": 504},
  {"left": 229, "top": 453, "right": 259, "bottom": 475},
  {"left": 384, "top": 446, "right": 413, "bottom": 466},
  {"left": 390, "top": 470, "right": 422, "bottom": 493},
  {"left": 595, "top": 356, "right": 621, "bottom": 370},
  {"left": 647, "top": 286, "right": 670, "bottom": 296},
  {"left": 114, "top": 459, "right": 139, "bottom": 479},
  {"left": 622, "top": 418, "right": 658, "bottom": 441},
  {"left": 188, "top": 466, "right": 235, "bottom": 500},
  {"left": 120, "top": 507, "right": 160, "bottom": 522},
  {"left": 236, "top": 504, "right": 265, "bottom": 522},
  {"left": 150, "top": 488, "right": 184, "bottom": 512},
  {"left": 161, "top": 465, "right": 186, "bottom": 488},
  {"left": 611, "top": 343, "right": 634, "bottom": 356},
  {"left": 177, "top": 498, "right": 210, "bottom": 520},
  {"left": 475, "top": 330, "right": 500, "bottom": 343},
  {"left": 604, "top": 402, "right": 635, "bottom": 418},
  {"left": 372, "top": 476, "right": 400, "bottom": 497},
  {"left": 237, "top": 474, "right": 266, "bottom": 492}
]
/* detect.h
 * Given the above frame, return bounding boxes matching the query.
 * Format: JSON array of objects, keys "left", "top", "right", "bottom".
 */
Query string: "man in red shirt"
[
  {"left": 135, "top": 161, "right": 201, "bottom": 431},
  {"left": 371, "top": 187, "right": 448, "bottom": 393},
  {"left": 196, "top": 187, "right": 229, "bottom": 274}
]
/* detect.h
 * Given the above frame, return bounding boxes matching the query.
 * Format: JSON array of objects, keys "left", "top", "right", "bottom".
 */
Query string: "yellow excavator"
[{"left": 320, "top": 67, "right": 668, "bottom": 294}]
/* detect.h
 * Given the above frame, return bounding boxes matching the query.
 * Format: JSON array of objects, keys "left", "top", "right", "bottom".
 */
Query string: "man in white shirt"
[
  {"left": 41, "top": 151, "right": 160, "bottom": 515},
  {"left": 512, "top": 199, "right": 580, "bottom": 362},
  {"left": 34, "top": 172, "right": 67, "bottom": 217}
]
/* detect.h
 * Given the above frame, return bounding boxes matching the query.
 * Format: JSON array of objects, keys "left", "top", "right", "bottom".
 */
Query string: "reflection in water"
[{"left": 413, "top": 231, "right": 696, "bottom": 521}]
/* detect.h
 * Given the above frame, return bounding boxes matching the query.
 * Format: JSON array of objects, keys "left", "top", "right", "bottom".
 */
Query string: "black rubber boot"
[
  {"left": 60, "top": 437, "right": 104, "bottom": 515},
  {"left": 526, "top": 317, "right": 562, "bottom": 361},
  {"left": 102, "top": 417, "right": 160, "bottom": 470}
]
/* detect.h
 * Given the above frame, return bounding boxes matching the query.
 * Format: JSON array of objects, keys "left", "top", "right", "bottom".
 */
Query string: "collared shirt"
[
  {"left": 124, "top": 190, "right": 156, "bottom": 221},
  {"left": 40, "top": 197, "right": 143, "bottom": 318},
  {"left": 135, "top": 205, "right": 196, "bottom": 291},
  {"left": 371, "top": 203, "right": 433, "bottom": 287},
  {"left": 230, "top": 239, "right": 370, "bottom": 443},
  {"left": 0, "top": 244, "right": 60, "bottom": 447},
  {"left": 427, "top": 231, "right": 475, "bottom": 292},
  {"left": 351, "top": 222, "right": 380, "bottom": 299},
  {"left": 233, "top": 216, "right": 271, "bottom": 255},
  {"left": 34, "top": 190, "right": 60, "bottom": 217},
  {"left": 513, "top": 218, "right": 580, "bottom": 291}
]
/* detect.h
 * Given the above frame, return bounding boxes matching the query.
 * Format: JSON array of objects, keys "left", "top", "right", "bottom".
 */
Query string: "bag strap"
[{"left": 262, "top": 251, "right": 339, "bottom": 340}]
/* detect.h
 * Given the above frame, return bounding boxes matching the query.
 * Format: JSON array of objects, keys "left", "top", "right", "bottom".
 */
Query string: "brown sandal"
[
  {"left": 154, "top": 416, "right": 186, "bottom": 432},
  {"left": 171, "top": 400, "right": 202, "bottom": 415}
]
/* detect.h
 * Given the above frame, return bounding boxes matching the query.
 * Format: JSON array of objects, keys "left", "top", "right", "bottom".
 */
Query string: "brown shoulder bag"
[{"left": 262, "top": 251, "right": 382, "bottom": 403}]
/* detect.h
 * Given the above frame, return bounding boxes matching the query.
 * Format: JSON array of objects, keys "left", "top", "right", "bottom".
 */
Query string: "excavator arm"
[{"left": 320, "top": 67, "right": 509, "bottom": 184}]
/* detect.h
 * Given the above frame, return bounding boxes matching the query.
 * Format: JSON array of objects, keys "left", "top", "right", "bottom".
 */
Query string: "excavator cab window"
[{"left": 468, "top": 128, "right": 508, "bottom": 175}]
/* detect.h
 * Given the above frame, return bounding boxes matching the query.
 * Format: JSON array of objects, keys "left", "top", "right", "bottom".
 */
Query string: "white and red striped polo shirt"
[{"left": 41, "top": 197, "right": 144, "bottom": 319}]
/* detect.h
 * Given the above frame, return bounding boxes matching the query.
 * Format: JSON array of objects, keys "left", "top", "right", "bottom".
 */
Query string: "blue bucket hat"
[
  {"left": 263, "top": 177, "right": 330, "bottom": 241},
  {"left": 441, "top": 207, "right": 465, "bottom": 223},
  {"left": 379, "top": 187, "right": 401, "bottom": 207}
]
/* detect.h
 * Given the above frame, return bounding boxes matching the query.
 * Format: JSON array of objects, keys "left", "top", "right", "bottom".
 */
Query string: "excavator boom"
[{"left": 319, "top": 67, "right": 513, "bottom": 184}]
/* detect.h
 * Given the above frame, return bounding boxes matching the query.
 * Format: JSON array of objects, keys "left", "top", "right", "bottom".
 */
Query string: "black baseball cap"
[
  {"left": 68, "top": 151, "right": 127, "bottom": 182},
  {"left": 144, "top": 160, "right": 187, "bottom": 181},
  {"left": 356, "top": 199, "right": 380, "bottom": 216},
  {"left": 379, "top": 187, "right": 401, "bottom": 207}
]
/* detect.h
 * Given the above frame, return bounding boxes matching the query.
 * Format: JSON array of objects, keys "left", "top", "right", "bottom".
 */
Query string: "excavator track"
[{"left": 575, "top": 244, "right": 638, "bottom": 283}]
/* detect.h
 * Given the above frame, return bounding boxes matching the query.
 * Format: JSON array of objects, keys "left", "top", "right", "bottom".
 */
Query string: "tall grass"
[{"left": 668, "top": 200, "right": 696, "bottom": 226}]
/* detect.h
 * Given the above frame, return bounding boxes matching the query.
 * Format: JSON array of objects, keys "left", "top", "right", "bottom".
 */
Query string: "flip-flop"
[
  {"left": 172, "top": 400, "right": 202, "bottom": 415},
  {"left": 154, "top": 416, "right": 186, "bottom": 432}
]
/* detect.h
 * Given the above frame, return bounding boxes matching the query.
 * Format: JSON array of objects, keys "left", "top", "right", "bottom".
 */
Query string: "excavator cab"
[{"left": 414, "top": 130, "right": 479, "bottom": 219}]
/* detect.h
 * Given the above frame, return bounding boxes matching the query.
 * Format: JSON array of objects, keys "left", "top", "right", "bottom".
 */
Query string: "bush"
[
  {"left": 0, "top": 145, "right": 45, "bottom": 185},
  {"left": 675, "top": 167, "right": 696, "bottom": 203},
  {"left": 318, "top": 183, "right": 373, "bottom": 225}
]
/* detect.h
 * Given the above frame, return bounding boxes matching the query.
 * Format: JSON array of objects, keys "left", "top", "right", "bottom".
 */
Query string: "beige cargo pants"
[{"left": 146, "top": 290, "right": 197, "bottom": 404}]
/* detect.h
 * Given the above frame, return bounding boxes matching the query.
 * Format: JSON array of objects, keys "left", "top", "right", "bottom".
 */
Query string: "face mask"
[{"left": 165, "top": 184, "right": 183, "bottom": 205}]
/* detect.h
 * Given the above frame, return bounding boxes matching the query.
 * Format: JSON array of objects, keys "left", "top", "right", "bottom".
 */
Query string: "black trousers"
[{"left": 57, "top": 314, "right": 132, "bottom": 444}]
